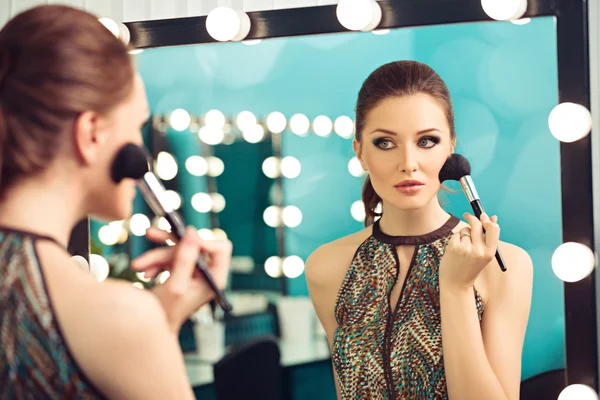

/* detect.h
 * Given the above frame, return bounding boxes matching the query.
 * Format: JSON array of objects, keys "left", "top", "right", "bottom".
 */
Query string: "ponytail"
[{"left": 362, "top": 175, "right": 382, "bottom": 227}]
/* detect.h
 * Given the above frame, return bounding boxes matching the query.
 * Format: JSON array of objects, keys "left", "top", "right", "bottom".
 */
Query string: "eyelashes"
[{"left": 371, "top": 136, "right": 441, "bottom": 150}]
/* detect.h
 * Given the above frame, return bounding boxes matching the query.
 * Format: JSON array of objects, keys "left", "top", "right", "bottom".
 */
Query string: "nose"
[{"left": 398, "top": 146, "right": 418, "bottom": 173}]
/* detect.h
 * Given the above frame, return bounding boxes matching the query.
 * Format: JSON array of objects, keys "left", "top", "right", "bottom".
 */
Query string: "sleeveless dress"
[
  {"left": 0, "top": 227, "right": 105, "bottom": 399},
  {"left": 332, "top": 215, "right": 485, "bottom": 399}
]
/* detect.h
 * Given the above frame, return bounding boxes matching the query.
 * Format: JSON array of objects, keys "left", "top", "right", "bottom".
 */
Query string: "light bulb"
[
  {"left": 313, "top": 115, "right": 333, "bottom": 137},
  {"left": 129, "top": 49, "right": 143, "bottom": 55},
  {"left": 266, "top": 112, "right": 287, "bottom": 134},
  {"left": 243, "top": 39, "right": 262, "bottom": 46},
  {"left": 552, "top": 242, "right": 596, "bottom": 282},
  {"left": 185, "top": 156, "right": 208, "bottom": 176},
  {"left": 70, "top": 255, "right": 90, "bottom": 273},
  {"left": 118, "top": 23, "right": 130, "bottom": 45},
  {"left": 129, "top": 213, "right": 151, "bottom": 236},
  {"left": 191, "top": 193, "right": 213, "bottom": 213},
  {"left": 262, "top": 156, "right": 281, "bottom": 179},
  {"left": 265, "top": 256, "right": 283, "bottom": 278},
  {"left": 290, "top": 114, "right": 310, "bottom": 136},
  {"left": 351, "top": 200, "right": 366, "bottom": 222},
  {"left": 511, "top": 18, "right": 531, "bottom": 25},
  {"left": 236, "top": 111, "right": 257, "bottom": 131},
  {"left": 373, "top": 29, "right": 390, "bottom": 35},
  {"left": 336, "top": 0, "right": 382, "bottom": 32},
  {"left": 282, "top": 206, "right": 303, "bottom": 228},
  {"left": 210, "top": 193, "right": 226, "bottom": 213},
  {"left": 198, "top": 229, "right": 215, "bottom": 241},
  {"left": 242, "top": 124, "right": 265, "bottom": 143},
  {"left": 207, "top": 157, "right": 225, "bottom": 177},
  {"left": 99, "top": 18, "right": 120, "bottom": 38},
  {"left": 98, "top": 224, "right": 121, "bottom": 246},
  {"left": 558, "top": 384, "right": 599, "bottom": 400},
  {"left": 170, "top": 109, "right": 191, "bottom": 131},
  {"left": 89, "top": 254, "right": 110, "bottom": 283},
  {"left": 204, "top": 110, "right": 226, "bottom": 128},
  {"left": 281, "top": 156, "right": 301, "bottom": 179},
  {"left": 283, "top": 256, "right": 305, "bottom": 278},
  {"left": 155, "top": 152, "right": 178, "bottom": 181},
  {"left": 348, "top": 157, "right": 366, "bottom": 177},
  {"left": 199, "top": 125, "right": 225, "bottom": 145},
  {"left": 548, "top": 102, "right": 593, "bottom": 143},
  {"left": 164, "top": 190, "right": 182, "bottom": 210},
  {"left": 334, "top": 116, "right": 355, "bottom": 139},
  {"left": 206, "top": 7, "right": 251, "bottom": 42},
  {"left": 263, "top": 206, "right": 282, "bottom": 227},
  {"left": 481, "top": 0, "right": 527, "bottom": 21}
]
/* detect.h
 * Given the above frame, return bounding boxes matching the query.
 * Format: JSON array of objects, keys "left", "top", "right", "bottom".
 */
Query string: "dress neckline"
[
  {"left": 0, "top": 225, "right": 68, "bottom": 251},
  {"left": 372, "top": 214, "right": 460, "bottom": 246}
]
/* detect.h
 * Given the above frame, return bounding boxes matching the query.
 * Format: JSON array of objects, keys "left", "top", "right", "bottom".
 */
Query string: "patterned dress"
[
  {"left": 332, "top": 215, "right": 484, "bottom": 399},
  {"left": 0, "top": 227, "right": 105, "bottom": 399}
]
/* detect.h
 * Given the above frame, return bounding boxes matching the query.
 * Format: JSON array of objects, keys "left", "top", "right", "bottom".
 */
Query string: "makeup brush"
[
  {"left": 439, "top": 154, "right": 507, "bottom": 272},
  {"left": 111, "top": 143, "right": 233, "bottom": 311}
]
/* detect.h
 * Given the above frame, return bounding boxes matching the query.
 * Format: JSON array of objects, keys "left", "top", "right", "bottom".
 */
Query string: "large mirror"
[{"left": 85, "top": 4, "right": 594, "bottom": 398}]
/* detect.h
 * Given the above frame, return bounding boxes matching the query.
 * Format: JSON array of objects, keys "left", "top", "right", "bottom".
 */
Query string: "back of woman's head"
[
  {"left": 0, "top": 5, "right": 134, "bottom": 192},
  {"left": 355, "top": 60, "right": 456, "bottom": 226}
]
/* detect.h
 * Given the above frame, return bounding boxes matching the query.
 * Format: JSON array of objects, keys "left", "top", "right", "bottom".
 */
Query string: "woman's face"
[
  {"left": 86, "top": 75, "right": 149, "bottom": 222},
  {"left": 354, "top": 93, "right": 455, "bottom": 212}
]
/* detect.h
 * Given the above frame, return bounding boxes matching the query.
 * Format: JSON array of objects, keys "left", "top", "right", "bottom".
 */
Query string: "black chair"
[
  {"left": 520, "top": 368, "right": 566, "bottom": 400},
  {"left": 213, "top": 335, "right": 283, "bottom": 400}
]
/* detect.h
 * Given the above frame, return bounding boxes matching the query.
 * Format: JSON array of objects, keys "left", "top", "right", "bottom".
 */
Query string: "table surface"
[{"left": 184, "top": 338, "right": 331, "bottom": 387}]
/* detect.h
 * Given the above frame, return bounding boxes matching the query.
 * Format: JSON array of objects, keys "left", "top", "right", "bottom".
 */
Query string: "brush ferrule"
[{"left": 459, "top": 175, "right": 479, "bottom": 202}]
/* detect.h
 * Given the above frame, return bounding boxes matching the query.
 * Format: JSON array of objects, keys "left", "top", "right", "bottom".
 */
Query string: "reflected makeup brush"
[
  {"left": 110, "top": 143, "right": 233, "bottom": 311},
  {"left": 439, "top": 154, "right": 507, "bottom": 272}
]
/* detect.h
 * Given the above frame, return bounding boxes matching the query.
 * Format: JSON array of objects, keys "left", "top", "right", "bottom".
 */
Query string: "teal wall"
[{"left": 133, "top": 16, "right": 562, "bottom": 381}]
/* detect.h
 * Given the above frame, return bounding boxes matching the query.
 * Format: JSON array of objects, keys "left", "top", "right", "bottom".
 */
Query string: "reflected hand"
[
  {"left": 131, "top": 227, "right": 232, "bottom": 333},
  {"left": 439, "top": 213, "right": 500, "bottom": 291}
]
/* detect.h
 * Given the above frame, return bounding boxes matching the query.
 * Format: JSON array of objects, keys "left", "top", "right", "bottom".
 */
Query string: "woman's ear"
[{"left": 353, "top": 139, "right": 368, "bottom": 171}]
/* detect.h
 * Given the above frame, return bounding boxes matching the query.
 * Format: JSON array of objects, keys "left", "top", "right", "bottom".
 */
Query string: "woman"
[
  {"left": 306, "top": 61, "right": 533, "bottom": 400},
  {"left": 0, "top": 5, "right": 230, "bottom": 399}
]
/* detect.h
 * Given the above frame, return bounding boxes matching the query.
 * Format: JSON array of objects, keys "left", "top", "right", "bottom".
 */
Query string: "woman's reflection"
[{"left": 306, "top": 60, "right": 533, "bottom": 400}]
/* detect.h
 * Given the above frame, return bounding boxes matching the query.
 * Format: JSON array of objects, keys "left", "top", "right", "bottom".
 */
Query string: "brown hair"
[
  {"left": 0, "top": 5, "right": 134, "bottom": 193},
  {"left": 355, "top": 60, "right": 456, "bottom": 226}
]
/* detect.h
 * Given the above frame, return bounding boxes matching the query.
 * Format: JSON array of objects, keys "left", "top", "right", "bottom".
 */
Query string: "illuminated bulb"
[
  {"left": 136, "top": 272, "right": 152, "bottom": 283},
  {"left": 157, "top": 271, "right": 170, "bottom": 284},
  {"left": 511, "top": 18, "right": 531, "bottom": 25},
  {"left": 243, "top": 39, "right": 262, "bottom": 46},
  {"left": 280, "top": 156, "right": 301, "bottom": 179},
  {"left": 348, "top": 157, "right": 365, "bottom": 177},
  {"left": 351, "top": 200, "right": 366, "bottom": 222},
  {"left": 336, "top": 0, "right": 382, "bottom": 32},
  {"left": 199, "top": 125, "right": 225, "bottom": 145},
  {"left": 155, "top": 152, "right": 178, "bottom": 181},
  {"left": 165, "top": 190, "right": 182, "bottom": 210},
  {"left": 118, "top": 23, "right": 130, "bottom": 45},
  {"left": 222, "top": 133, "right": 236, "bottom": 145},
  {"left": 313, "top": 115, "right": 333, "bottom": 137},
  {"left": 558, "top": 384, "right": 599, "bottom": 400},
  {"left": 373, "top": 29, "right": 390, "bottom": 35},
  {"left": 262, "top": 156, "right": 281, "bottom": 179},
  {"left": 266, "top": 112, "right": 287, "bottom": 134},
  {"left": 212, "top": 228, "right": 228, "bottom": 241},
  {"left": 334, "top": 116, "right": 355, "bottom": 138},
  {"left": 70, "top": 255, "right": 89, "bottom": 273},
  {"left": 207, "top": 157, "right": 225, "bottom": 177},
  {"left": 282, "top": 206, "right": 303, "bottom": 228},
  {"left": 191, "top": 193, "right": 213, "bottom": 213},
  {"left": 132, "top": 282, "right": 144, "bottom": 289},
  {"left": 283, "top": 255, "right": 305, "bottom": 278},
  {"left": 170, "top": 109, "right": 191, "bottom": 131},
  {"left": 154, "top": 217, "right": 171, "bottom": 231},
  {"left": 206, "top": 7, "right": 251, "bottom": 42},
  {"left": 265, "top": 256, "right": 283, "bottom": 278},
  {"left": 129, "top": 49, "right": 143, "bottom": 55},
  {"left": 552, "top": 242, "right": 596, "bottom": 282},
  {"left": 481, "top": 0, "right": 527, "bottom": 21},
  {"left": 236, "top": 111, "right": 257, "bottom": 131},
  {"left": 185, "top": 156, "right": 209, "bottom": 176},
  {"left": 99, "top": 18, "right": 120, "bottom": 38},
  {"left": 548, "top": 102, "right": 593, "bottom": 143},
  {"left": 198, "top": 229, "right": 215, "bottom": 241},
  {"left": 290, "top": 114, "right": 310, "bottom": 136},
  {"left": 242, "top": 124, "right": 265, "bottom": 143},
  {"left": 98, "top": 224, "right": 120, "bottom": 246},
  {"left": 129, "top": 213, "right": 151, "bottom": 236},
  {"left": 210, "top": 193, "right": 226, "bottom": 213},
  {"left": 204, "top": 110, "right": 226, "bottom": 128},
  {"left": 89, "top": 254, "right": 110, "bottom": 283},
  {"left": 263, "top": 206, "right": 282, "bottom": 227}
]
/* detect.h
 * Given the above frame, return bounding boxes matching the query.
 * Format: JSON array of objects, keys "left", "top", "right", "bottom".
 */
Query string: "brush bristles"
[
  {"left": 439, "top": 154, "right": 471, "bottom": 183},
  {"left": 110, "top": 143, "right": 150, "bottom": 183}
]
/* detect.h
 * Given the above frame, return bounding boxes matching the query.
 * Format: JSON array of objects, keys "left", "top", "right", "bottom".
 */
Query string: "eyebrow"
[{"left": 369, "top": 128, "right": 441, "bottom": 136}]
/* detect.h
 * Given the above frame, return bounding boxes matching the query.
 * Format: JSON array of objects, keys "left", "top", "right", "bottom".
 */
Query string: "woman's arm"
[
  {"left": 305, "top": 242, "right": 354, "bottom": 400},
  {"left": 441, "top": 241, "right": 533, "bottom": 400}
]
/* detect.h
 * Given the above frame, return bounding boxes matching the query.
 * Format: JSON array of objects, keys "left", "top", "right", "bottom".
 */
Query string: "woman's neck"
[
  {"left": 376, "top": 198, "right": 452, "bottom": 237},
  {"left": 0, "top": 175, "right": 85, "bottom": 248}
]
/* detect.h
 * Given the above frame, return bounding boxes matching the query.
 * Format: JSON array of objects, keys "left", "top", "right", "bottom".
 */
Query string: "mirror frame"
[{"left": 68, "top": 0, "right": 596, "bottom": 390}]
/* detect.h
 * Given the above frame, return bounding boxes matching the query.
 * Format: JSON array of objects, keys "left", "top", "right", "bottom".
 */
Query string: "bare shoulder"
[
  {"left": 305, "top": 226, "right": 372, "bottom": 289},
  {"left": 36, "top": 242, "right": 194, "bottom": 399},
  {"left": 484, "top": 241, "right": 534, "bottom": 300}
]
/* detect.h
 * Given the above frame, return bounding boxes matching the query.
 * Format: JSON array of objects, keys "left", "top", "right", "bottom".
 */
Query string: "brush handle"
[{"left": 469, "top": 200, "right": 507, "bottom": 272}]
